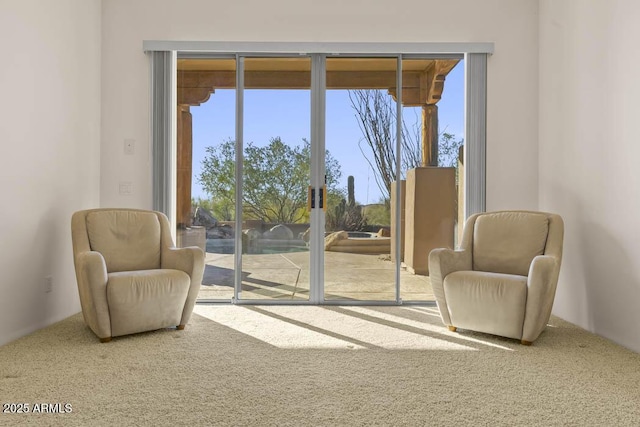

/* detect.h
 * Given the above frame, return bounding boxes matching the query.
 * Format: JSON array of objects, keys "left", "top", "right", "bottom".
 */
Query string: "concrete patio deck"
[{"left": 198, "top": 251, "right": 434, "bottom": 302}]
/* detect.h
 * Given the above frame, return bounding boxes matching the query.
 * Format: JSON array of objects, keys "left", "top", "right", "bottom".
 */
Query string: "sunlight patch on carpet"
[
  {"left": 194, "top": 305, "right": 366, "bottom": 349},
  {"left": 339, "top": 306, "right": 514, "bottom": 351},
  {"left": 194, "top": 305, "right": 478, "bottom": 350}
]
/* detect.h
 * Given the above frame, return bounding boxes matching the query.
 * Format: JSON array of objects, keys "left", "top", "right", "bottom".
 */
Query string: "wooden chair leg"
[
  {"left": 448, "top": 326, "right": 457, "bottom": 332},
  {"left": 521, "top": 340, "right": 532, "bottom": 346},
  {"left": 177, "top": 325, "right": 186, "bottom": 330},
  {"left": 100, "top": 337, "right": 112, "bottom": 343}
]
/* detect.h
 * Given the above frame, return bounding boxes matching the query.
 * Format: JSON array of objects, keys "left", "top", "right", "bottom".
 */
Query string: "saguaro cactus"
[
  {"left": 326, "top": 176, "right": 366, "bottom": 231},
  {"left": 347, "top": 176, "right": 355, "bottom": 206}
]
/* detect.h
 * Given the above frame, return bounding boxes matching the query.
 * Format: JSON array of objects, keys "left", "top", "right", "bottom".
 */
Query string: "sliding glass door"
[
  {"left": 323, "top": 57, "right": 399, "bottom": 301},
  {"left": 166, "top": 47, "right": 479, "bottom": 305},
  {"left": 176, "top": 57, "right": 237, "bottom": 300},
  {"left": 239, "top": 57, "right": 312, "bottom": 301}
]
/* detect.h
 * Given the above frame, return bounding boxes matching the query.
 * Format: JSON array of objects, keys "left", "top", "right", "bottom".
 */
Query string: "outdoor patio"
[{"left": 197, "top": 250, "right": 434, "bottom": 302}]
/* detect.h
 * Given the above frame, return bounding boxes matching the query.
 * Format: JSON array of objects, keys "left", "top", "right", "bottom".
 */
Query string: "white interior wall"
[
  {"left": 0, "top": 1, "right": 102, "bottom": 345},
  {"left": 0, "top": 0, "right": 543, "bottom": 346},
  {"left": 100, "top": 0, "right": 540, "bottom": 212},
  {"left": 539, "top": 0, "right": 640, "bottom": 352},
  {"left": 3, "top": 0, "right": 637, "bottom": 354}
]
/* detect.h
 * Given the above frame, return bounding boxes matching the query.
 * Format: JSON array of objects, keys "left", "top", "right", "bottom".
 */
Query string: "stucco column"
[
  {"left": 177, "top": 105, "right": 193, "bottom": 228},
  {"left": 175, "top": 73, "right": 216, "bottom": 229},
  {"left": 422, "top": 104, "right": 439, "bottom": 167}
]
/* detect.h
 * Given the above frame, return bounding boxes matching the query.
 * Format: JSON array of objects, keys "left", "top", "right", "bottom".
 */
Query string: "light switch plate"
[{"left": 124, "top": 139, "right": 135, "bottom": 155}]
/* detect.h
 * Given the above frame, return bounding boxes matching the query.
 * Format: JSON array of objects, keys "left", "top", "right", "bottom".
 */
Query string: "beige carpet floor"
[{"left": 1, "top": 305, "right": 639, "bottom": 426}]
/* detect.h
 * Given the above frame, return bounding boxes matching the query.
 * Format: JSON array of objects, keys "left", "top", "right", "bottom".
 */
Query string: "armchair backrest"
[
  {"left": 468, "top": 211, "right": 551, "bottom": 276},
  {"left": 74, "top": 209, "right": 166, "bottom": 273}
]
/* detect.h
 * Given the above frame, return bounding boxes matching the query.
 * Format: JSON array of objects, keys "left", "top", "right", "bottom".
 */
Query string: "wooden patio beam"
[{"left": 177, "top": 59, "right": 459, "bottom": 107}]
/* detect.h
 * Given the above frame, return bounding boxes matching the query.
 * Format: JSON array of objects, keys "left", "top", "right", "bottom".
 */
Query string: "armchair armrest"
[
  {"left": 428, "top": 248, "right": 472, "bottom": 325},
  {"left": 522, "top": 255, "right": 561, "bottom": 342},
  {"left": 75, "top": 251, "right": 111, "bottom": 339},
  {"left": 162, "top": 246, "right": 204, "bottom": 278},
  {"left": 162, "top": 246, "right": 205, "bottom": 326}
]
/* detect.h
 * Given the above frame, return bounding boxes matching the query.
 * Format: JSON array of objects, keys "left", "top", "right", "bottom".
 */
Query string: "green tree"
[
  {"left": 362, "top": 198, "right": 391, "bottom": 226},
  {"left": 199, "top": 137, "right": 342, "bottom": 224},
  {"left": 438, "top": 131, "right": 464, "bottom": 168},
  {"left": 197, "top": 140, "right": 237, "bottom": 221}
]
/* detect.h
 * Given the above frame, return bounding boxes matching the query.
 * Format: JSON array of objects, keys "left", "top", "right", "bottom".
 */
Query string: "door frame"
[{"left": 147, "top": 41, "right": 493, "bottom": 305}]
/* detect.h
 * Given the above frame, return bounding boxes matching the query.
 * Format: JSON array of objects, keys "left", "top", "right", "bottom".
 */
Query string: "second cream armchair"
[{"left": 429, "top": 210, "right": 564, "bottom": 345}]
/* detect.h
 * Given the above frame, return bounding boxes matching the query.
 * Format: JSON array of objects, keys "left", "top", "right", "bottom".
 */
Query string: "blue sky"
[{"left": 190, "top": 61, "right": 464, "bottom": 205}]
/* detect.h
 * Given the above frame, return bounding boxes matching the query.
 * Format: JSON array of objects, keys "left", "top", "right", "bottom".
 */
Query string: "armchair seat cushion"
[
  {"left": 444, "top": 270, "right": 527, "bottom": 340},
  {"left": 107, "top": 269, "right": 190, "bottom": 337}
]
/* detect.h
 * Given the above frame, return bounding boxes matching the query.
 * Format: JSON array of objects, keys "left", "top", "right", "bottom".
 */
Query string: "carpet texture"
[{"left": 0, "top": 305, "right": 639, "bottom": 426}]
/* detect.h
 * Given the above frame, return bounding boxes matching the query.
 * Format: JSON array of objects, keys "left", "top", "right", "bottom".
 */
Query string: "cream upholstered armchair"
[
  {"left": 429, "top": 211, "right": 563, "bottom": 345},
  {"left": 71, "top": 208, "right": 205, "bottom": 342}
]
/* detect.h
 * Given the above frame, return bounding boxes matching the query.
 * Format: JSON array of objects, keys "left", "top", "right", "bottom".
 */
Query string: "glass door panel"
[
  {"left": 176, "top": 57, "right": 237, "bottom": 301},
  {"left": 398, "top": 58, "right": 465, "bottom": 302},
  {"left": 239, "top": 57, "right": 312, "bottom": 301},
  {"left": 175, "top": 54, "right": 466, "bottom": 304},
  {"left": 323, "top": 57, "right": 398, "bottom": 301}
]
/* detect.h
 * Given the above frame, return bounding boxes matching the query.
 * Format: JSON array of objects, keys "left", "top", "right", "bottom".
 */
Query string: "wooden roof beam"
[{"left": 177, "top": 59, "right": 459, "bottom": 106}]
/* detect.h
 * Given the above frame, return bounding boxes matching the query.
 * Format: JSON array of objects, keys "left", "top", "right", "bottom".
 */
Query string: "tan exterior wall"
[
  {"left": 390, "top": 180, "right": 406, "bottom": 262},
  {"left": 403, "top": 167, "right": 455, "bottom": 275}
]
